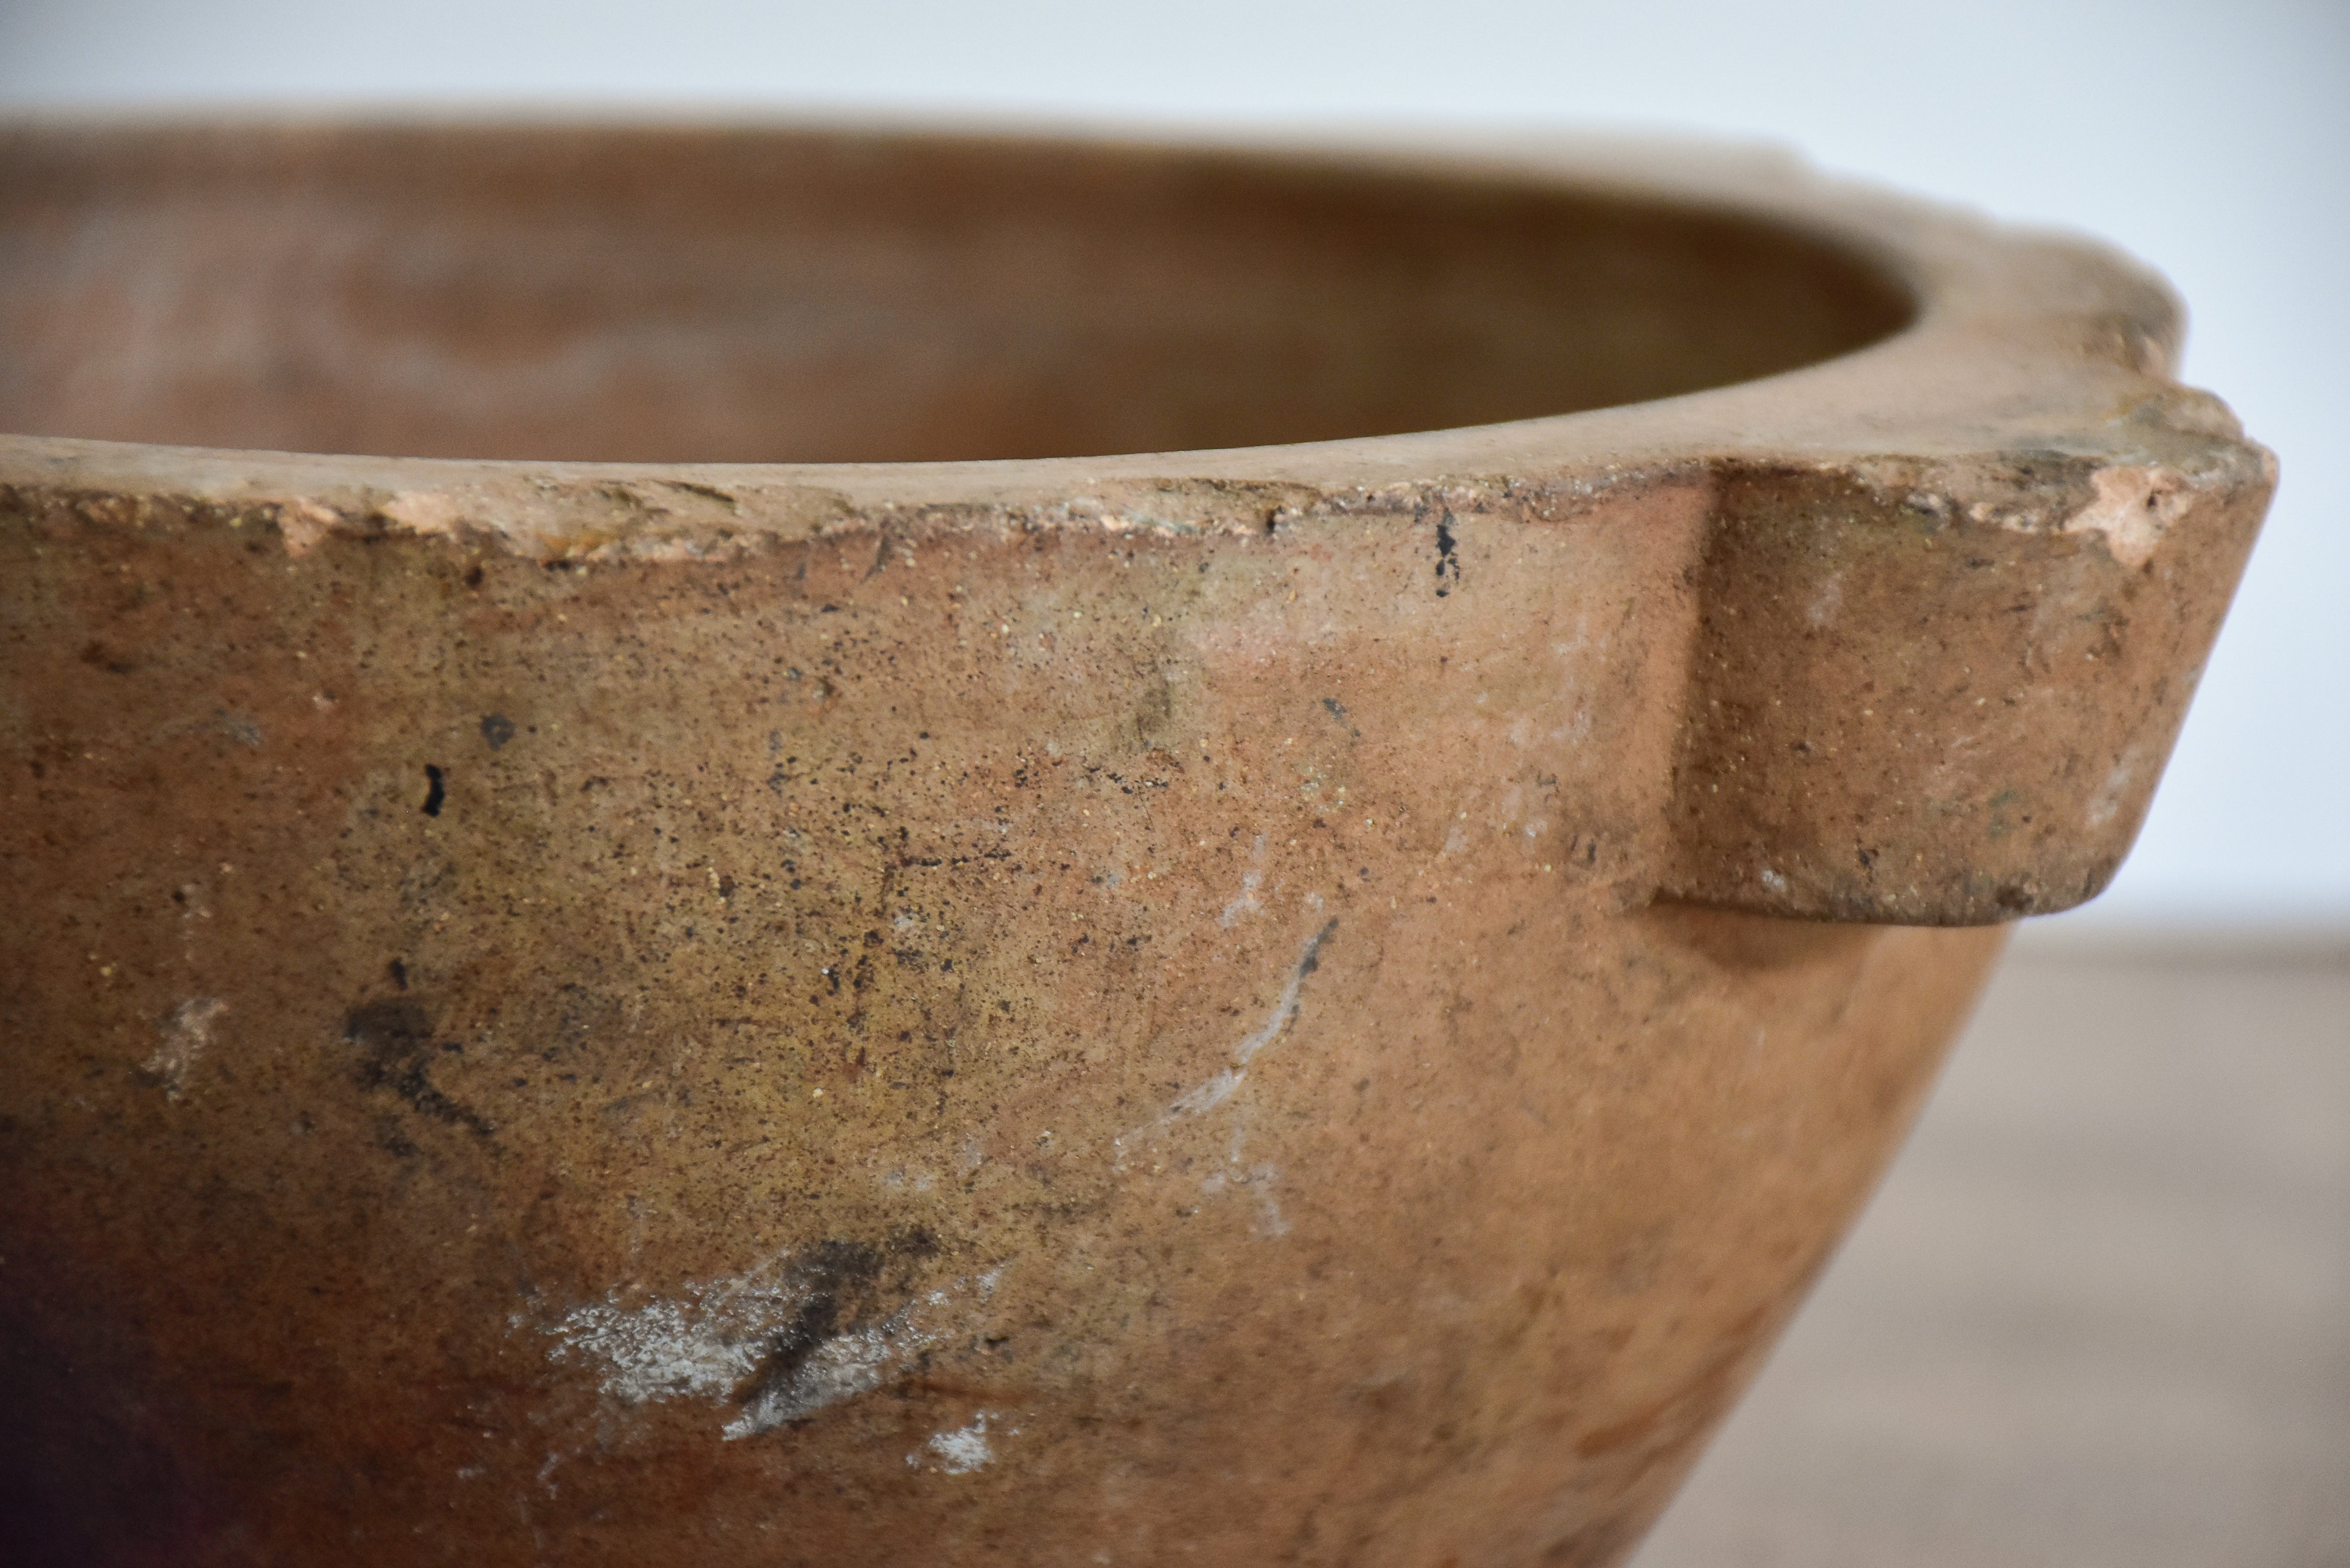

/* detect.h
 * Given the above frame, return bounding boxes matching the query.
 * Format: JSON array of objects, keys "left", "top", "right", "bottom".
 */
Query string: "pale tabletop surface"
[{"left": 1632, "top": 941, "right": 2350, "bottom": 1568}]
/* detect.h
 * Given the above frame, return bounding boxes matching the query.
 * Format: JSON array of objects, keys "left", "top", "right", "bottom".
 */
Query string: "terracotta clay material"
[{"left": 0, "top": 123, "right": 2270, "bottom": 1566}]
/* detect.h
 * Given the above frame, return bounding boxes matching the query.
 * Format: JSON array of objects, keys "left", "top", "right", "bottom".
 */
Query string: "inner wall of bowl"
[{"left": 0, "top": 126, "right": 1915, "bottom": 464}]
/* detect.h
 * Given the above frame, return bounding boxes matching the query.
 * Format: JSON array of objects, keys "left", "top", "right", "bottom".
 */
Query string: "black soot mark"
[
  {"left": 421, "top": 765, "right": 446, "bottom": 816},
  {"left": 749, "top": 1240, "right": 880, "bottom": 1394},
  {"left": 1434, "top": 511, "right": 1460, "bottom": 598},
  {"left": 342, "top": 997, "right": 492, "bottom": 1138},
  {"left": 479, "top": 714, "right": 516, "bottom": 750},
  {"left": 1298, "top": 918, "right": 1338, "bottom": 979},
  {"left": 734, "top": 1228, "right": 939, "bottom": 1422}
]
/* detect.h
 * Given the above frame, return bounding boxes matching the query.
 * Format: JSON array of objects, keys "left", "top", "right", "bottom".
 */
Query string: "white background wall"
[{"left": 4, "top": 0, "right": 2341, "bottom": 933}]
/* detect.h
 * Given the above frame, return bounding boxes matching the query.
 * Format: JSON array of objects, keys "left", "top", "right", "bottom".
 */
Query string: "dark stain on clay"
[
  {"left": 420, "top": 764, "right": 446, "bottom": 816},
  {"left": 733, "top": 1228, "right": 940, "bottom": 1428},
  {"left": 1131, "top": 671, "right": 1176, "bottom": 748},
  {"left": 743, "top": 1241, "right": 880, "bottom": 1398},
  {"left": 0, "top": 1244, "right": 204, "bottom": 1566},
  {"left": 1299, "top": 918, "right": 1337, "bottom": 979},
  {"left": 372, "top": 1114, "right": 420, "bottom": 1161},
  {"left": 479, "top": 713, "right": 516, "bottom": 750},
  {"left": 341, "top": 997, "right": 492, "bottom": 1138},
  {"left": 77, "top": 639, "right": 135, "bottom": 674},
  {"left": 1434, "top": 511, "right": 1460, "bottom": 597}
]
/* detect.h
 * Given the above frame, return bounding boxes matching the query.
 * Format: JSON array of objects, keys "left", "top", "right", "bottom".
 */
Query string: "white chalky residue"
[
  {"left": 2084, "top": 746, "right": 2144, "bottom": 829},
  {"left": 925, "top": 1412, "right": 996, "bottom": 1474},
  {"left": 1218, "top": 870, "right": 1262, "bottom": 927},
  {"left": 1253, "top": 1177, "right": 1293, "bottom": 1238},
  {"left": 543, "top": 1251, "right": 799, "bottom": 1408},
  {"left": 143, "top": 997, "right": 225, "bottom": 1101},
  {"left": 1167, "top": 1067, "right": 1244, "bottom": 1117},
  {"left": 535, "top": 1250, "right": 989, "bottom": 1440},
  {"left": 1219, "top": 835, "right": 1270, "bottom": 927},
  {"left": 1805, "top": 572, "right": 1845, "bottom": 628}
]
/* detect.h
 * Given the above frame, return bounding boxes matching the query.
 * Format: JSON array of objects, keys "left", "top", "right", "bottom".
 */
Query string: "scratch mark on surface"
[
  {"left": 1119, "top": 918, "right": 1337, "bottom": 1156},
  {"left": 1232, "top": 918, "right": 1335, "bottom": 1067},
  {"left": 1167, "top": 1067, "right": 1244, "bottom": 1117}
]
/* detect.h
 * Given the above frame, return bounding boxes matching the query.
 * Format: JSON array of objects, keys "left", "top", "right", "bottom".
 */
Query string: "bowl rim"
[
  {"left": 0, "top": 115, "right": 2216, "bottom": 544},
  {"left": 0, "top": 117, "right": 2277, "bottom": 928}
]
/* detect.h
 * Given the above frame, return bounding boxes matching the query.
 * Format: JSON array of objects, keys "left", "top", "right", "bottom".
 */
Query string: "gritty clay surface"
[{"left": 0, "top": 123, "right": 2271, "bottom": 1565}]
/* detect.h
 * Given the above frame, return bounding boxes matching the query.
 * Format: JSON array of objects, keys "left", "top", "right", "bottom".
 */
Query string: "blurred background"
[{"left": 3, "top": 2, "right": 2342, "bottom": 1562}]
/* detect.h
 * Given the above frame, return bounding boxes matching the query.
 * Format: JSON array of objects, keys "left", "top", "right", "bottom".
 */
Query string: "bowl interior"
[{"left": 0, "top": 125, "right": 1914, "bottom": 464}]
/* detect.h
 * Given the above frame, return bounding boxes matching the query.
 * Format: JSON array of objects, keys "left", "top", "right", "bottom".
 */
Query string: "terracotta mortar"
[{"left": 0, "top": 123, "right": 2270, "bottom": 1566}]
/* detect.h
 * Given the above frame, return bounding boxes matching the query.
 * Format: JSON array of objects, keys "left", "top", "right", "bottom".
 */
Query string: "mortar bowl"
[{"left": 0, "top": 122, "right": 2271, "bottom": 1566}]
